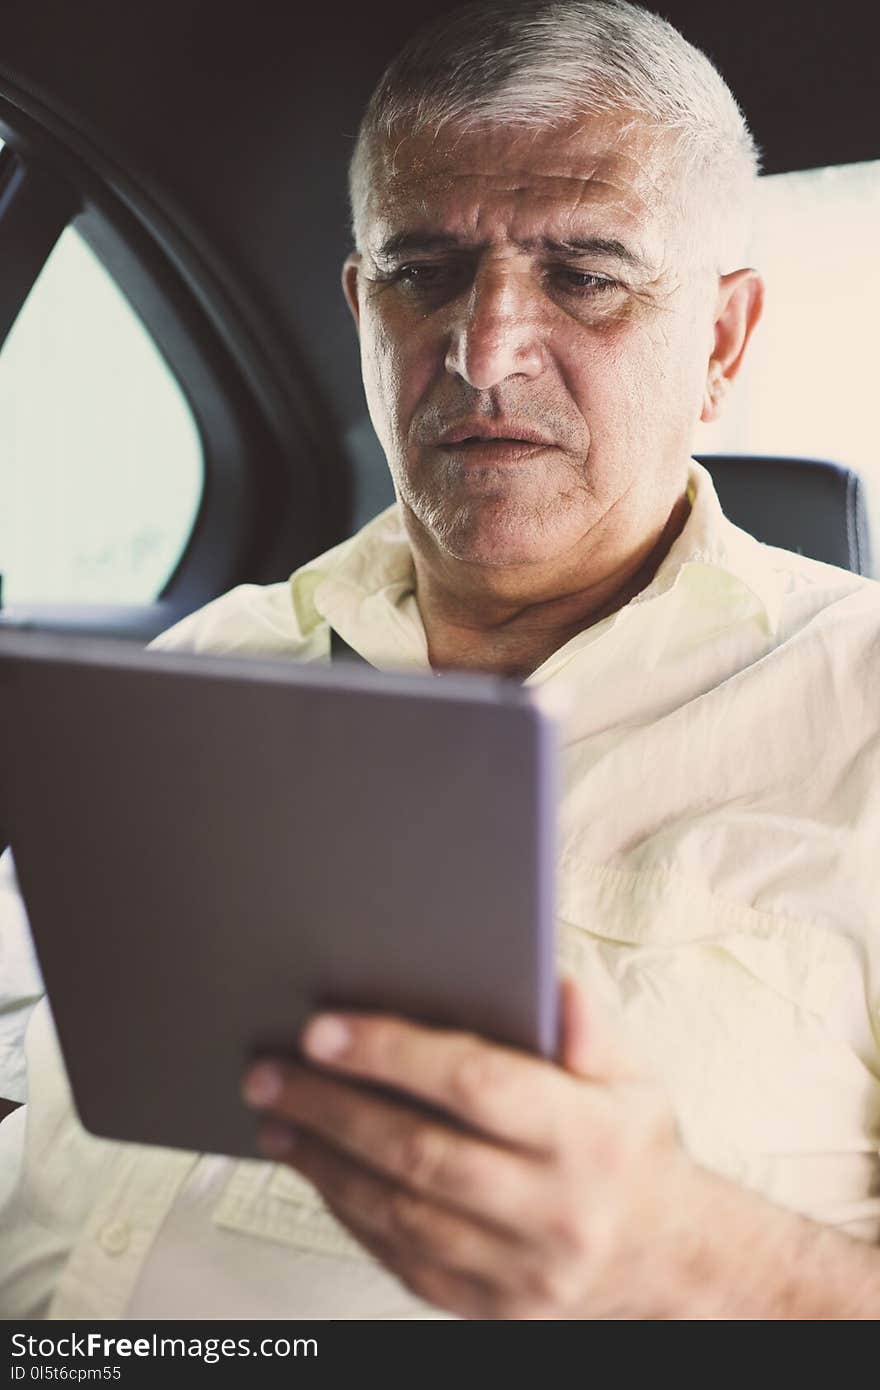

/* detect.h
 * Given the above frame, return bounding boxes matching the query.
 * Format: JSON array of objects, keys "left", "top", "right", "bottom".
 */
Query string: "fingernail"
[
  {"left": 302, "top": 1015, "right": 351, "bottom": 1061},
  {"left": 242, "top": 1063, "right": 283, "bottom": 1107}
]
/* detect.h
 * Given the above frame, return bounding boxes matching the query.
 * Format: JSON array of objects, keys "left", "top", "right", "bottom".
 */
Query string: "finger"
[
  {"left": 297, "top": 1012, "right": 576, "bottom": 1149},
  {"left": 558, "top": 976, "right": 647, "bottom": 1082},
  {"left": 261, "top": 1122, "right": 520, "bottom": 1316},
  {"left": 333, "top": 1225, "right": 502, "bottom": 1321},
  {"left": 243, "top": 1060, "right": 538, "bottom": 1231}
]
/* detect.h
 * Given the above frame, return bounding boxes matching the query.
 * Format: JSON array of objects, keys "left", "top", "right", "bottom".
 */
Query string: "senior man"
[{"left": 1, "top": 0, "right": 879, "bottom": 1320}]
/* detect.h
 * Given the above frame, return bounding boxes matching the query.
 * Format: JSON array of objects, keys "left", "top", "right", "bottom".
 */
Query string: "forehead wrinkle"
[
  {"left": 380, "top": 119, "right": 673, "bottom": 196},
  {"left": 378, "top": 179, "right": 644, "bottom": 237},
  {"left": 371, "top": 183, "right": 664, "bottom": 278},
  {"left": 366, "top": 123, "right": 685, "bottom": 279},
  {"left": 375, "top": 170, "right": 655, "bottom": 232},
  {"left": 363, "top": 115, "right": 685, "bottom": 250},
  {"left": 373, "top": 165, "right": 673, "bottom": 259},
  {"left": 384, "top": 157, "right": 663, "bottom": 207}
]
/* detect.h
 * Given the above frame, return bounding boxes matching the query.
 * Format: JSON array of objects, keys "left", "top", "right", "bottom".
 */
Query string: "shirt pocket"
[
  {"left": 555, "top": 859, "right": 880, "bottom": 1197},
  {"left": 210, "top": 1159, "right": 371, "bottom": 1262},
  {"left": 556, "top": 856, "right": 865, "bottom": 1022}
]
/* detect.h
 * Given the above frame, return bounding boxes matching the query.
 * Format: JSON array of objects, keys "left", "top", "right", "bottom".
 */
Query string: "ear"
[
  {"left": 701, "top": 268, "right": 764, "bottom": 423},
  {"left": 342, "top": 253, "right": 362, "bottom": 333}
]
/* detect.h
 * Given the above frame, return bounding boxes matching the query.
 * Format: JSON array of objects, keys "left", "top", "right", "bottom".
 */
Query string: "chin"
[{"left": 422, "top": 495, "right": 577, "bottom": 568}]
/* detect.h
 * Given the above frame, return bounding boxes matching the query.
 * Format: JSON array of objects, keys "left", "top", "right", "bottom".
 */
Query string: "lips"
[
  {"left": 453, "top": 436, "right": 542, "bottom": 447},
  {"left": 437, "top": 423, "right": 556, "bottom": 448},
  {"left": 437, "top": 436, "right": 550, "bottom": 466}
]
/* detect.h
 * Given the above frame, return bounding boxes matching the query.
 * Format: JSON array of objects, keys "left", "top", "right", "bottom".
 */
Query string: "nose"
[{"left": 444, "top": 262, "right": 547, "bottom": 390}]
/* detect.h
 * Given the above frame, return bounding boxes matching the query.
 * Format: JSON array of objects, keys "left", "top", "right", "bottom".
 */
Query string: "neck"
[{"left": 407, "top": 491, "right": 691, "bottom": 678}]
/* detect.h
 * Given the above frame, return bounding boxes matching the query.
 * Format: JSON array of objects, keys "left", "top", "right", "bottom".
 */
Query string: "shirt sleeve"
[
  {"left": 0, "top": 999, "right": 113, "bottom": 1318},
  {"left": 0, "top": 849, "right": 45, "bottom": 1104}
]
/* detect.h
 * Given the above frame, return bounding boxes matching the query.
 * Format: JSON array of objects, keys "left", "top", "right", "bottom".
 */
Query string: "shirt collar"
[
  {"left": 631, "top": 460, "right": 783, "bottom": 634},
  {"left": 292, "top": 505, "right": 428, "bottom": 667},
  {"left": 291, "top": 458, "right": 783, "bottom": 663}
]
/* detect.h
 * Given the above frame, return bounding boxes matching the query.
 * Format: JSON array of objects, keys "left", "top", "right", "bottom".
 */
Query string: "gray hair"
[{"left": 349, "top": 0, "right": 761, "bottom": 269}]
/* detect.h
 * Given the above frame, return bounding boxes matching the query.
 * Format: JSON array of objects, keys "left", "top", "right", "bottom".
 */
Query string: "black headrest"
[{"left": 694, "top": 455, "right": 873, "bottom": 578}]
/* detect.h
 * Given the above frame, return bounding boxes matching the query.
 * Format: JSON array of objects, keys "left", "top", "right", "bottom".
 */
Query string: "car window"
[
  {"left": 0, "top": 141, "right": 204, "bottom": 607},
  {"left": 693, "top": 159, "right": 880, "bottom": 558}
]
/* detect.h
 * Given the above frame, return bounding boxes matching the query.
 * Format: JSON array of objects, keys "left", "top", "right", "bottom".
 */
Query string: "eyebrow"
[{"left": 375, "top": 231, "right": 648, "bottom": 270}]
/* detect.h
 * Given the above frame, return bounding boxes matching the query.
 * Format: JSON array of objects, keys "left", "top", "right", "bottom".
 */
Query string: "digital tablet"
[{"left": 0, "top": 631, "right": 558, "bottom": 1159}]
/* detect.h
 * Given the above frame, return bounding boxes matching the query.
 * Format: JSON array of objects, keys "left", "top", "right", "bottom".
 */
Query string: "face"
[{"left": 344, "top": 116, "right": 752, "bottom": 571}]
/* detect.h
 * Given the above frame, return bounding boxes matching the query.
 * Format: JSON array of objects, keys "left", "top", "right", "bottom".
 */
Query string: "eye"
[
  {"left": 396, "top": 263, "right": 451, "bottom": 287},
  {"left": 391, "top": 260, "right": 472, "bottom": 297},
  {"left": 550, "top": 268, "right": 619, "bottom": 296}
]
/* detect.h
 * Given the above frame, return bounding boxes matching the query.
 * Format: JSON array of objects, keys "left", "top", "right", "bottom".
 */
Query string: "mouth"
[
  {"left": 435, "top": 424, "right": 556, "bottom": 463},
  {"left": 444, "top": 439, "right": 547, "bottom": 465},
  {"left": 436, "top": 433, "right": 553, "bottom": 467},
  {"left": 437, "top": 424, "right": 556, "bottom": 449}
]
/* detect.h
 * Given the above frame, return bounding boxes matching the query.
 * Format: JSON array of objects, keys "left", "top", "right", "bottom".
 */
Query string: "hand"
[{"left": 241, "top": 979, "right": 699, "bottom": 1319}]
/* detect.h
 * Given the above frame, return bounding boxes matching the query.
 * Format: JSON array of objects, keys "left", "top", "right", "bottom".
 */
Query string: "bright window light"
[
  {"left": 0, "top": 201, "right": 203, "bottom": 606},
  {"left": 693, "top": 160, "right": 880, "bottom": 571}
]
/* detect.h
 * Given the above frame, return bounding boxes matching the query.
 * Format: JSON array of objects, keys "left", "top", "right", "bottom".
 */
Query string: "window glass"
[
  {"left": 693, "top": 160, "right": 880, "bottom": 566},
  {"left": 0, "top": 176, "right": 203, "bottom": 606}
]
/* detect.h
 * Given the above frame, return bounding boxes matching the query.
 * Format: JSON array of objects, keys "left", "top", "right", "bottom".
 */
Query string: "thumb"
[{"left": 558, "top": 975, "right": 646, "bottom": 1082}]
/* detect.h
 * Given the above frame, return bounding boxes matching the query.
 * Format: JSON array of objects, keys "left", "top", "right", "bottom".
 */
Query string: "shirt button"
[{"left": 98, "top": 1220, "right": 131, "bottom": 1255}]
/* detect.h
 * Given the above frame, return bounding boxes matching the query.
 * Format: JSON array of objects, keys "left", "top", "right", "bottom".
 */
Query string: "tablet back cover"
[{"left": 1, "top": 635, "right": 557, "bottom": 1158}]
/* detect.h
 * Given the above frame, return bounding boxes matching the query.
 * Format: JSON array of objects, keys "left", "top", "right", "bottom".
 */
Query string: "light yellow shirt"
[{"left": 1, "top": 461, "right": 879, "bottom": 1319}]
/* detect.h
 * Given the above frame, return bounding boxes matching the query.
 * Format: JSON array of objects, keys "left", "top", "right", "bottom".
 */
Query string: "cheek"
[
  {"left": 360, "top": 308, "right": 435, "bottom": 450},
  {"left": 576, "top": 319, "right": 704, "bottom": 450},
  {"left": 359, "top": 316, "right": 399, "bottom": 446},
  {"left": 563, "top": 331, "right": 653, "bottom": 448}
]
